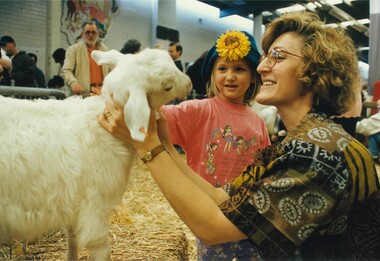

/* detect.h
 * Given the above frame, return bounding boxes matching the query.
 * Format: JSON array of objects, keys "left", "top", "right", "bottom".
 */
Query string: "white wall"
[{"left": 0, "top": 0, "right": 256, "bottom": 81}]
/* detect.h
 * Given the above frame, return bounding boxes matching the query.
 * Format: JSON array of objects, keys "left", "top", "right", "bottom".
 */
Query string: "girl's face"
[
  {"left": 213, "top": 57, "right": 255, "bottom": 104},
  {"left": 256, "top": 32, "right": 307, "bottom": 110}
]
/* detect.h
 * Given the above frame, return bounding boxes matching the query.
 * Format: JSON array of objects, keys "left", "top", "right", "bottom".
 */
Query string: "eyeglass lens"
[
  {"left": 85, "top": 31, "right": 97, "bottom": 35},
  {"left": 261, "top": 49, "right": 301, "bottom": 68},
  {"left": 260, "top": 50, "right": 278, "bottom": 68}
]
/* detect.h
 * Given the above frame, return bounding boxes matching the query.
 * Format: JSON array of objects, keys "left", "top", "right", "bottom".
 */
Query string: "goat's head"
[{"left": 91, "top": 48, "right": 192, "bottom": 141}]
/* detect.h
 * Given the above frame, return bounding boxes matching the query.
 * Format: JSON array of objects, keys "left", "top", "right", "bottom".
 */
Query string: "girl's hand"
[{"left": 156, "top": 109, "right": 172, "bottom": 147}]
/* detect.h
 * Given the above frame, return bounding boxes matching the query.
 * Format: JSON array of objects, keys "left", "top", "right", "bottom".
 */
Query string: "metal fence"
[
  {"left": 0, "top": 86, "right": 208, "bottom": 102},
  {"left": 0, "top": 86, "right": 67, "bottom": 100}
]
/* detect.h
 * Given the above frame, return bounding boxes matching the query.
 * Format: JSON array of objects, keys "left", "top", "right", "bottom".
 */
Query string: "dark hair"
[
  {"left": 120, "top": 39, "right": 141, "bottom": 54},
  {"left": 82, "top": 21, "right": 98, "bottom": 30},
  {"left": 169, "top": 42, "right": 183, "bottom": 55},
  {"left": 28, "top": 53, "right": 37, "bottom": 63},
  {"left": 0, "top": 35, "right": 15, "bottom": 46},
  {"left": 52, "top": 48, "right": 66, "bottom": 63}
]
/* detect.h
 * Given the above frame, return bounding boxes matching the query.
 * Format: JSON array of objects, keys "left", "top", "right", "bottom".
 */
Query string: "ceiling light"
[
  {"left": 358, "top": 18, "right": 370, "bottom": 24},
  {"left": 325, "top": 23, "right": 339, "bottom": 28},
  {"left": 325, "top": 0, "right": 343, "bottom": 5},
  {"left": 307, "top": 3, "right": 318, "bottom": 10},
  {"left": 277, "top": 4, "right": 306, "bottom": 14},
  {"left": 341, "top": 20, "right": 355, "bottom": 27},
  {"left": 262, "top": 11, "right": 273, "bottom": 16}
]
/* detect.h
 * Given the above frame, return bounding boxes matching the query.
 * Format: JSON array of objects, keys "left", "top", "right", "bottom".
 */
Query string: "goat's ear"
[
  {"left": 91, "top": 49, "right": 124, "bottom": 67},
  {"left": 123, "top": 88, "right": 150, "bottom": 142}
]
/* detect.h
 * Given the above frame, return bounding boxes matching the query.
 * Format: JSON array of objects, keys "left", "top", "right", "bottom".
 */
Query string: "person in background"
[
  {"left": 186, "top": 50, "right": 208, "bottom": 97},
  {"left": 0, "top": 35, "right": 36, "bottom": 87},
  {"left": 0, "top": 48, "right": 12, "bottom": 85},
  {"left": 53, "top": 48, "right": 66, "bottom": 67},
  {"left": 168, "top": 42, "right": 183, "bottom": 72},
  {"left": 330, "top": 80, "right": 363, "bottom": 137},
  {"left": 99, "top": 12, "right": 379, "bottom": 260},
  {"left": 120, "top": 39, "right": 141, "bottom": 54},
  {"left": 48, "top": 48, "right": 66, "bottom": 89},
  {"left": 28, "top": 52, "right": 46, "bottom": 88},
  {"left": 162, "top": 30, "right": 270, "bottom": 260},
  {"left": 61, "top": 21, "right": 110, "bottom": 97},
  {"left": 356, "top": 99, "right": 380, "bottom": 164}
]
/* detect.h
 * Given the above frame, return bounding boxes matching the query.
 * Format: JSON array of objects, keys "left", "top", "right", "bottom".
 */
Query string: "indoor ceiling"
[{"left": 198, "top": 0, "right": 370, "bottom": 62}]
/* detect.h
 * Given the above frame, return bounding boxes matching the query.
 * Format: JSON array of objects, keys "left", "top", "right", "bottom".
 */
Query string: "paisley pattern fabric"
[{"left": 220, "top": 113, "right": 380, "bottom": 259}]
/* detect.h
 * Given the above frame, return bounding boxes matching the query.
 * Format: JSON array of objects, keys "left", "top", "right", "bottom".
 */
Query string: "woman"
[{"left": 99, "top": 12, "right": 379, "bottom": 259}]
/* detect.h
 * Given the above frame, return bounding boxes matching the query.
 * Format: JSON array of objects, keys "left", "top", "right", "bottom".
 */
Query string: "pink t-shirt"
[{"left": 162, "top": 96, "right": 271, "bottom": 187}]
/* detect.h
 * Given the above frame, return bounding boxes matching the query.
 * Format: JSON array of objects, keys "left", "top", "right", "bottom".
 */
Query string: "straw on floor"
[{"left": 0, "top": 160, "right": 196, "bottom": 260}]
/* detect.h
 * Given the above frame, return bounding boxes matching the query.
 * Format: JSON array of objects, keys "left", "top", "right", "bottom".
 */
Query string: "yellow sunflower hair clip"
[{"left": 215, "top": 30, "right": 251, "bottom": 61}]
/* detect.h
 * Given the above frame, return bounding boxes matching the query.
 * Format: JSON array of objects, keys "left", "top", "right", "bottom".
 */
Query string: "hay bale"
[{"left": 0, "top": 161, "right": 196, "bottom": 260}]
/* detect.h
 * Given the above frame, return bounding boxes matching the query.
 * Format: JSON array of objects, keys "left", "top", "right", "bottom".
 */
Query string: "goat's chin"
[{"left": 130, "top": 129, "right": 147, "bottom": 142}]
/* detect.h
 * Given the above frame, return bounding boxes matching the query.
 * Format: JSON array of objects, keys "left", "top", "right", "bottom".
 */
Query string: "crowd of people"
[{"left": 1, "top": 11, "right": 380, "bottom": 260}]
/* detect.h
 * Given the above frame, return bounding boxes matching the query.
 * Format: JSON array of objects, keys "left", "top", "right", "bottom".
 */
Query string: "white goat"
[{"left": 0, "top": 48, "right": 192, "bottom": 260}]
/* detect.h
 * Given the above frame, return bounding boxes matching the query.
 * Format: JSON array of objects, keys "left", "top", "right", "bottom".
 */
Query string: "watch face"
[{"left": 144, "top": 152, "right": 153, "bottom": 161}]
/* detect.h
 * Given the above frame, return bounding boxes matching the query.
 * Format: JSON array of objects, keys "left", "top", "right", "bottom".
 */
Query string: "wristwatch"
[{"left": 141, "top": 144, "right": 167, "bottom": 163}]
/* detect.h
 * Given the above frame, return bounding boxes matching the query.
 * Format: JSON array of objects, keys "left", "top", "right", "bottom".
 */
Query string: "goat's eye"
[{"left": 164, "top": 85, "right": 173, "bottom": 91}]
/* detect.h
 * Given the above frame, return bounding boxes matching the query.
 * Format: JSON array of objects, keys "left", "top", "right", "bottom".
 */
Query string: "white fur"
[{"left": 0, "top": 48, "right": 192, "bottom": 260}]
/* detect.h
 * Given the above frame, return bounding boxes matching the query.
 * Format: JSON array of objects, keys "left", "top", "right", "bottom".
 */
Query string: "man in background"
[
  {"left": 47, "top": 48, "right": 66, "bottom": 89},
  {"left": 168, "top": 42, "right": 183, "bottom": 72},
  {"left": 120, "top": 39, "right": 141, "bottom": 54},
  {"left": 28, "top": 53, "right": 46, "bottom": 87},
  {"left": 0, "top": 35, "right": 36, "bottom": 87},
  {"left": 61, "top": 21, "right": 110, "bottom": 97}
]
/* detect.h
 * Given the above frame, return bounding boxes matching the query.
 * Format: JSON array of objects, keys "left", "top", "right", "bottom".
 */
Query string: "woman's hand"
[{"left": 98, "top": 101, "right": 161, "bottom": 157}]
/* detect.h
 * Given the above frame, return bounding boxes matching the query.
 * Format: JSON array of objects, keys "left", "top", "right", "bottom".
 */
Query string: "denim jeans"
[
  {"left": 368, "top": 132, "right": 380, "bottom": 158},
  {"left": 196, "top": 238, "right": 263, "bottom": 261}
]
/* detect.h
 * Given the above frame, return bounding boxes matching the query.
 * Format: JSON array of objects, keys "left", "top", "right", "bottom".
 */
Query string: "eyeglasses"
[
  {"left": 85, "top": 31, "right": 98, "bottom": 35},
  {"left": 260, "top": 49, "right": 302, "bottom": 68}
]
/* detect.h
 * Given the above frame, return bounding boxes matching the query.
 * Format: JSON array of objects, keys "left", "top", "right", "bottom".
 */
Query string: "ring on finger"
[{"left": 104, "top": 110, "right": 111, "bottom": 119}]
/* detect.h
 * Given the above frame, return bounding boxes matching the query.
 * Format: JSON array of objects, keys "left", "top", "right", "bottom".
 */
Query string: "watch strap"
[{"left": 141, "top": 144, "right": 166, "bottom": 163}]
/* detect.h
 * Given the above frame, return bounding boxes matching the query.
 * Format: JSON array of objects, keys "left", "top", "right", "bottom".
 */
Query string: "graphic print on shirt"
[
  {"left": 202, "top": 124, "right": 259, "bottom": 180},
  {"left": 222, "top": 125, "right": 234, "bottom": 152},
  {"left": 205, "top": 142, "right": 218, "bottom": 174}
]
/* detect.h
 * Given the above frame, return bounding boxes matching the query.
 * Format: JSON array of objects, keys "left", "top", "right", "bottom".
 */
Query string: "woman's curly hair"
[{"left": 261, "top": 12, "right": 360, "bottom": 116}]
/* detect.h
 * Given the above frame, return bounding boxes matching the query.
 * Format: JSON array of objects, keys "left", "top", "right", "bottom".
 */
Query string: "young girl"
[{"left": 161, "top": 30, "right": 270, "bottom": 261}]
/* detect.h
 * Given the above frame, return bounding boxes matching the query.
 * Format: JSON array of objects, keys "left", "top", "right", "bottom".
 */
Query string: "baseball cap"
[
  {"left": 201, "top": 30, "right": 260, "bottom": 83},
  {"left": 0, "top": 35, "right": 15, "bottom": 46}
]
